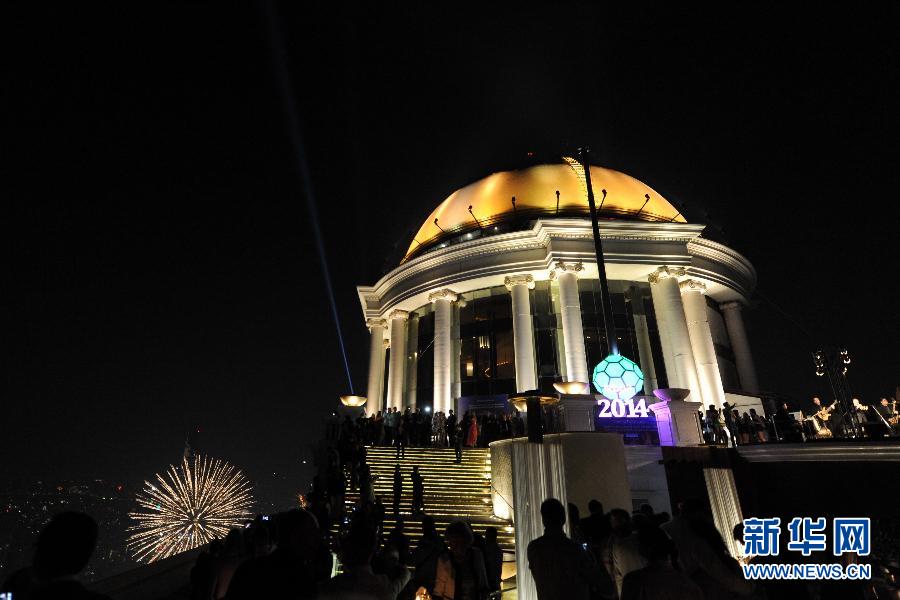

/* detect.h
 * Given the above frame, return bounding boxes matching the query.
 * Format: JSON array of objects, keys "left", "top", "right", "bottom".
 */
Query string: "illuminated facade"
[{"left": 357, "top": 161, "right": 759, "bottom": 415}]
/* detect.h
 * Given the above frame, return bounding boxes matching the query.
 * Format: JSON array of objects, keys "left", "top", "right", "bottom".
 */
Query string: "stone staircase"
[{"left": 342, "top": 446, "right": 516, "bottom": 553}]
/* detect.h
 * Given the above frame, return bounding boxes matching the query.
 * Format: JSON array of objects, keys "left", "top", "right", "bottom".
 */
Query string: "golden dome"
[{"left": 405, "top": 161, "right": 685, "bottom": 261}]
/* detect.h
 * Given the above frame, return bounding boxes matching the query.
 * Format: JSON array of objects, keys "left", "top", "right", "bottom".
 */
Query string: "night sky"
[{"left": 5, "top": 4, "right": 899, "bottom": 506}]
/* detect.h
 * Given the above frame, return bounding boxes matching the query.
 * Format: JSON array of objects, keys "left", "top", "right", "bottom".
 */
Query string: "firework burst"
[{"left": 127, "top": 454, "right": 253, "bottom": 563}]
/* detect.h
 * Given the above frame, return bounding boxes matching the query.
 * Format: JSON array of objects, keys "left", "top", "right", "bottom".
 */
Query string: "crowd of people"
[
  {"left": 6, "top": 496, "right": 892, "bottom": 599},
  {"left": 528, "top": 496, "right": 888, "bottom": 600},
  {"left": 700, "top": 404, "right": 776, "bottom": 446},
  {"left": 700, "top": 395, "right": 900, "bottom": 447},
  {"left": 327, "top": 409, "right": 527, "bottom": 452}
]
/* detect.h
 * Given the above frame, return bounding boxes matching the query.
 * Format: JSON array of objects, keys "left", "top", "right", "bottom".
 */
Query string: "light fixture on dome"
[
  {"left": 635, "top": 193, "right": 651, "bottom": 217},
  {"left": 468, "top": 205, "right": 483, "bottom": 231},
  {"left": 339, "top": 395, "right": 367, "bottom": 408}
]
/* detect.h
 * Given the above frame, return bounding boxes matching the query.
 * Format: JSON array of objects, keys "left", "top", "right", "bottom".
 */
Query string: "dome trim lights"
[{"left": 405, "top": 163, "right": 685, "bottom": 262}]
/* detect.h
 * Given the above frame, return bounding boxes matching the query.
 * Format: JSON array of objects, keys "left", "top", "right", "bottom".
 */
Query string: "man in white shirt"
[{"left": 320, "top": 526, "right": 410, "bottom": 600}]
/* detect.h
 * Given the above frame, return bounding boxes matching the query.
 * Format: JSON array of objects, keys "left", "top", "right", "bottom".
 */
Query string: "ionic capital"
[
  {"left": 549, "top": 260, "right": 584, "bottom": 279},
  {"left": 387, "top": 309, "right": 409, "bottom": 321},
  {"left": 383, "top": 339, "right": 391, "bottom": 349},
  {"left": 647, "top": 266, "right": 686, "bottom": 284},
  {"left": 366, "top": 317, "right": 387, "bottom": 331},
  {"left": 504, "top": 274, "right": 535, "bottom": 290},
  {"left": 719, "top": 301, "right": 744, "bottom": 313},
  {"left": 679, "top": 279, "right": 707, "bottom": 294},
  {"left": 427, "top": 289, "right": 458, "bottom": 303}
]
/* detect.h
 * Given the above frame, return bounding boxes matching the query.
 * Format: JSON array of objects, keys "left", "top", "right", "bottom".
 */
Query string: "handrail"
[{"left": 489, "top": 483, "right": 514, "bottom": 513}]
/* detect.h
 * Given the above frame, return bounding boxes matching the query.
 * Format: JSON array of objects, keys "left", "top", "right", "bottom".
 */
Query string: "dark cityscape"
[{"left": 3, "top": 3, "right": 899, "bottom": 600}]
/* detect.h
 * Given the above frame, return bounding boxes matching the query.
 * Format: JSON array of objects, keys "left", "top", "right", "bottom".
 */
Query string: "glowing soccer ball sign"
[
  {"left": 592, "top": 354, "right": 649, "bottom": 419},
  {"left": 592, "top": 354, "right": 643, "bottom": 401}
]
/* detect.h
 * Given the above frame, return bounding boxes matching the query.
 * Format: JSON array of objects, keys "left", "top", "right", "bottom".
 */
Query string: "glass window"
[
  {"left": 473, "top": 289, "right": 491, "bottom": 322},
  {"left": 456, "top": 285, "right": 516, "bottom": 397},
  {"left": 536, "top": 329, "right": 557, "bottom": 377},
  {"left": 459, "top": 293, "right": 474, "bottom": 326},
  {"left": 495, "top": 330, "right": 515, "bottom": 379},
  {"left": 532, "top": 281, "right": 551, "bottom": 315},
  {"left": 414, "top": 311, "right": 435, "bottom": 408}
]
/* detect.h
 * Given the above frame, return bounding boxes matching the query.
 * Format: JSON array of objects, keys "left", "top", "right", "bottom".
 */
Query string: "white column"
[
  {"left": 386, "top": 310, "right": 409, "bottom": 410},
  {"left": 719, "top": 301, "right": 760, "bottom": 394},
  {"left": 405, "top": 314, "right": 420, "bottom": 408},
  {"left": 680, "top": 279, "right": 727, "bottom": 409},
  {"left": 505, "top": 275, "right": 538, "bottom": 392},
  {"left": 648, "top": 267, "right": 702, "bottom": 400},
  {"left": 429, "top": 289, "right": 457, "bottom": 414},
  {"left": 628, "top": 287, "right": 658, "bottom": 394},
  {"left": 551, "top": 261, "right": 589, "bottom": 384},
  {"left": 452, "top": 302, "right": 462, "bottom": 401},
  {"left": 365, "top": 318, "right": 387, "bottom": 415}
]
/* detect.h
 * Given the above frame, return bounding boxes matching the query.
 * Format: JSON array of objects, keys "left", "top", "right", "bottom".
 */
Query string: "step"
[{"left": 334, "top": 444, "right": 517, "bottom": 559}]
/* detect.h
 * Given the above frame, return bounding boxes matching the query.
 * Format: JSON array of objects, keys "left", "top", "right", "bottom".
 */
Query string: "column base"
[
  {"left": 649, "top": 396, "right": 703, "bottom": 447},
  {"left": 557, "top": 395, "right": 597, "bottom": 432}
]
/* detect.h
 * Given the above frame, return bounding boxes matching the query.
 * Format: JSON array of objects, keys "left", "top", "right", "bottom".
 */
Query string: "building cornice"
[
  {"left": 357, "top": 218, "right": 754, "bottom": 322},
  {"left": 687, "top": 237, "right": 757, "bottom": 291}
]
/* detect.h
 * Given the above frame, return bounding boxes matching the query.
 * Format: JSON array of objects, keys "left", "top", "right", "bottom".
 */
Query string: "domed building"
[{"left": 356, "top": 158, "right": 760, "bottom": 417}]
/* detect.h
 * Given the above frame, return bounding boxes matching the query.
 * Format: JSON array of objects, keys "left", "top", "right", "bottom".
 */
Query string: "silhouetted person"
[
  {"left": 433, "top": 521, "right": 488, "bottom": 600},
  {"left": 245, "top": 517, "right": 271, "bottom": 558},
  {"left": 447, "top": 410, "right": 457, "bottom": 443},
  {"left": 620, "top": 525, "right": 703, "bottom": 600},
  {"left": 410, "top": 516, "right": 446, "bottom": 594},
  {"left": 386, "top": 519, "right": 411, "bottom": 566},
  {"left": 192, "top": 539, "right": 223, "bottom": 600},
  {"left": 722, "top": 402, "right": 738, "bottom": 446},
  {"left": 453, "top": 428, "right": 463, "bottom": 464},
  {"left": 359, "top": 463, "right": 375, "bottom": 504},
  {"left": 210, "top": 529, "right": 245, "bottom": 600},
  {"left": 374, "top": 496, "right": 387, "bottom": 536},
  {"left": 226, "top": 509, "right": 331, "bottom": 599},
  {"left": 567, "top": 503, "right": 587, "bottom": 545},
  {"left": 411, "top": 466, "right": 425, "bottom": 514},
  {"left": 580, "top": 499, "right": 610, "bottom": 548},
  {"left": 395, "top": 419, "right": 407, "bottom": 459},
  {"left": 483, "top": 527, "right": 503, "bottom": 595},
  {"left": 321, "top": 525, "right": 410, "bottom": 600},
  {"left": 706, "top": 405, "right": 727, "bottom": 445},
  {"left": 2, "top": 511, "right": 111, "bottom": 600},
  {"left": 527, "top": 498, "right": 612, "bottom": 600},
  {"left": 662, "top": 498, "right": 753, "bottom": 599},
  {"left": 602, "top": 509, "right": 645, "bottom": 597},
  {"left": 392, "top": 465, "right": 403, "bottom": 515}
]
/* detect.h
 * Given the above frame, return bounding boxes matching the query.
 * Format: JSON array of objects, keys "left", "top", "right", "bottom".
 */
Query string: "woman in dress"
[
  {"left": 438, "top": 412, "right": 448, "bottom": 446},
  {"left": 466, "top": 413, "right": 479, "bottom": 447},
  {"left": 432, "top": 411, "right": 444, "bottom": 447}
]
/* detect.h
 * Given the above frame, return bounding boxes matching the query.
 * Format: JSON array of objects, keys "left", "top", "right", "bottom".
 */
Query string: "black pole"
[{"left": 579, "top": 147, "right": 618, "bottom": 356}]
